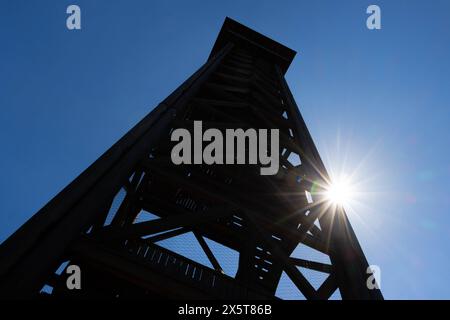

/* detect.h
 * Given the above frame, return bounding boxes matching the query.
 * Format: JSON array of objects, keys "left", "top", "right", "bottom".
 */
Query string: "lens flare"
[{"left": 325, "top": 175, "right": 354, "bottom": 207}]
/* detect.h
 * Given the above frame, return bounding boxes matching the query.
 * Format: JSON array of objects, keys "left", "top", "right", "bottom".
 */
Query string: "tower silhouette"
[{"left": 0, "top": 18, "right": 382, "bottom": 300}]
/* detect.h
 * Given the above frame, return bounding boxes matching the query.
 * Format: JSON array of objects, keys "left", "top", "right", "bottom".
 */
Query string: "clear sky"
[{"left": 1, "top": 0, "right": 449, "bottom": 299}]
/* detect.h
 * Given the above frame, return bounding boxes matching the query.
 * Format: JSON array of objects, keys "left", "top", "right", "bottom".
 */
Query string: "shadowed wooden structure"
[{"left": 0, "top": 17, "right": 382, "bottom": 300}]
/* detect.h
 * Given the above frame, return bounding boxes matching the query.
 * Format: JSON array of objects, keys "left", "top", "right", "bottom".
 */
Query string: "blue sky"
[{"left": 1, "top": 0, "right": 450, "bottom": 299}]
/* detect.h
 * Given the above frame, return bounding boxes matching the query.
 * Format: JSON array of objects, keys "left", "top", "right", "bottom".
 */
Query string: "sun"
[{"left": 325, "top": 174, "right": 354, "bottom": 207}]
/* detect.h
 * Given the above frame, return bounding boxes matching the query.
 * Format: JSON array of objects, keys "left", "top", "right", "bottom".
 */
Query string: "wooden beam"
[
  {"left": 194, "top": 231, "right": 224, "bottom": 274},
  {"left": 289, "top": 257, "right": 333, "bottom": 274},
  {"left": 143, "top": 227, "right": 190, "bottom": 243},
  {"left": 95, "top": 207, "right": 231, "bottom": 240}
]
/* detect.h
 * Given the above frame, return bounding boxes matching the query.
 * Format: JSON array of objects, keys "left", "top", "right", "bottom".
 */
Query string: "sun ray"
[{"left": 324, "top": 173, "right": 354, "bottom": 207}]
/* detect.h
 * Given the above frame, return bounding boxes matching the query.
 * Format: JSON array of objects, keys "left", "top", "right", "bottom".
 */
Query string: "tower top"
[{"left": 208, "top": 17, "right": 296, "bottom": 74}]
